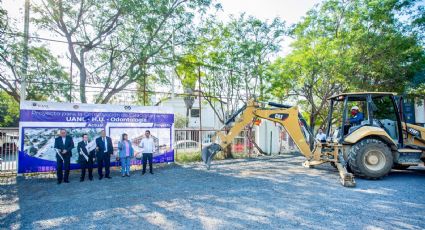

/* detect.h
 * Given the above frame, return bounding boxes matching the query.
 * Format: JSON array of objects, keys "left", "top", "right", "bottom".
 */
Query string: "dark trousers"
[
  {"left": 97, "top": 153, "right": 111, "bottom": 177},
  {"left": 56, "top": 155, "right": 70, "bottom": 182},
  {"left": 142, "top": 153, "right": 153, "bottom": 173},
  {"left": 80, "top": 158, "right": 93, "bottom": 180}
]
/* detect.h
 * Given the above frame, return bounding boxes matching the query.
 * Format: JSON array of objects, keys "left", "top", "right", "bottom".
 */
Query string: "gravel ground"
[{"left": 1, "top": 154, "right": 425, "bottom": 230}]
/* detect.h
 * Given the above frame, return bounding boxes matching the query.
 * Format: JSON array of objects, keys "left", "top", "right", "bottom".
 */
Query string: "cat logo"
[{"left": 269, "top": 113, "right": 289, "bottom": 121}]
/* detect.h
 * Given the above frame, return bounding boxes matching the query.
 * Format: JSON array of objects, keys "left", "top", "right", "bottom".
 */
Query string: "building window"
[{"left": 191, "top": 109, "right": 200, "bottom": 118}]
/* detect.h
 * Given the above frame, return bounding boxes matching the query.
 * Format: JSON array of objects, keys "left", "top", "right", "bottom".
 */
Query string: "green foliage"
[
  {"left": 0, "top": 0, "right": 5, "bottom": 35},
  {"left": 0, "top": 91, "right": 19, "bottom": 127},
  {"left": 188, "top": 14, "right": 286, "bottom": 123},
  {"left": 175, "top": 150, "right": 246, "bottom": 163},
  {"left": 175, "top": 54, "right": 199, "bottom": 91},
  {"left": 409, "top": 83, "right": 425, "bottom": 96},
  {"left": 265, "top": 0, "right": 425, "bottom": 130},
  {"left": 407, "top": 72, "right": 425, "bottom": 97},
  {"left": 174, "top": 114, "right": 188, "bottom": 129},
  {"left": 175, "top": 151, "right": 202, "bottom": 163},
  {"left": 1, "top": 0, "right": 424, "bottom": 130},
  {"left": 32, "top": 0, "right": 213, "bottom": 104}
]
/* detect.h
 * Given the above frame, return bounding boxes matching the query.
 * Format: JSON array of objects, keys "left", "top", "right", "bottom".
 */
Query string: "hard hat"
[{"left": 351, "top": 106, "right": 359, "bottom": 111}]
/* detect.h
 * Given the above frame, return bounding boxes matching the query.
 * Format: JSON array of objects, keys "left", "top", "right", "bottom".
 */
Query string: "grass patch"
[
  {"left": 175, "top": 151, "right": 202, "bottom": 163},
  {"left": 175, "top": 151, "right": 250, "bottom": 163}
]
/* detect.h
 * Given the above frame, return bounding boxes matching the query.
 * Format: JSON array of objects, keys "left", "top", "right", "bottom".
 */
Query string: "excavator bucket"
[{"left": 201, "top": 143, "right": 222, "bottom": 169}]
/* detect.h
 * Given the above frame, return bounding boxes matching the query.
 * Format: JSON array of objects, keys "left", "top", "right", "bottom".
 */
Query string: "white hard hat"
[{"left": 351, "top": 106, "right": 359, "bottom": 111}]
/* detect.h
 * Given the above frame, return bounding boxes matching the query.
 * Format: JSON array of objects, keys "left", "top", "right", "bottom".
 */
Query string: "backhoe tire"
[{"left": 348, "top": 138, "right": 393, "bottom": 179}]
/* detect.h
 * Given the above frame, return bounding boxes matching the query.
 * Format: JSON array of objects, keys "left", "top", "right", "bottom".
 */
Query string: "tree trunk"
[
  {"left": 247, "top": 125, "right": 254, "bottom": 157},
  {"left": 79, "top": 51, "right": 87, "bottom": 103},
  {"left": 185, "top": 107, "right": 189, "bottom": 128},
  {"left": 223, "top": 128, "right": 233, "bottom": 159},
  {"left": 309, "top": 113, "right": 316, "bottom": 134}
]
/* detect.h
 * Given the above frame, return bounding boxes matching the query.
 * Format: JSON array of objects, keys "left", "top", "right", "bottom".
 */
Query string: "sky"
[
  {"left": 218, "top": 0, "right": 321, "bottom": 24},
  {"left": 217, "top": 0, "right": 322, "bottom": 55},
  {"left": 2, "top": 0, "right": 322, "bottom": 53}
]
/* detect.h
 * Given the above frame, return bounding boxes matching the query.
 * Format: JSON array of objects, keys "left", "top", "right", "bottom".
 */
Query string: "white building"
[
  {"left": 158, "top": 96, "right": 223, "bottom": 129},
  {"left": 255, "top": 120, "right": 282, "bottom": 154},
  {"left": 414, "top": 99, "right": 425, "bottom": 126}
]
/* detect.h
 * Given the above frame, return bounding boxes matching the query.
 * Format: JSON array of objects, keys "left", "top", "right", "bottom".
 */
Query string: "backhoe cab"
[
  {"left": 328, "top": 92, "right": 425, "bottom": 179},
  {"left": 202, "top": 92, "right": 425, "bottom": 187}
]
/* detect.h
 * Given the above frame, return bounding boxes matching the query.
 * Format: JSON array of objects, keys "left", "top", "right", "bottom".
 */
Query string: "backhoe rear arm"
[
  {"left": 202, "top": 99, "right": 356, "bottom": 187},
  {"left": 213, "top": 99, "right": 312, "bottom": 158}
]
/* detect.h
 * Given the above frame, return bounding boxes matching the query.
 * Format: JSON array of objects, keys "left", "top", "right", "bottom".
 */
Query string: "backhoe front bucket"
[{"left": 201, "top": 143, "right": 222, "bottom": 169}]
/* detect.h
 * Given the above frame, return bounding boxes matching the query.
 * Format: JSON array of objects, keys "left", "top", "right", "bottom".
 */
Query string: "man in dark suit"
[
  {"left": 95, "top": 130, "right": 113, "bottom": 180},
  {"left": 77, "top": 134, "right": 95, "bottom": 182},
  {"left": 54, "top": 129, "right": 74, "bottom": 184}
]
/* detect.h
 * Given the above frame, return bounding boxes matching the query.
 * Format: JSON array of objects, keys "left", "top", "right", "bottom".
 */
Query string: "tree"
[
  {"left": 179, "top": 14, "right": 285, "bottom": 158},
  {"left": 342, "top": 0, "right": 425, "bottom": 92},
  {"left": 33, "top": 0, "right": 213, "bottom": 104},
  {"left": 196, "top": 14, "right": 285, "bottom": 124},
  {"left": 0, "top": 0, "right": 6, "bottom": 37},
  {"left": 0, "top": 3, "right": 70, "bottom": 102},
  {"left": 265, "top": 0, "right": 425, "bottom": 130},
  {"left": 0, "top": 91, "right": 19, "bottom": 127},
  {"left": 407, "top": 72, "right": 425, "bottom": 97},
  {"left": 175, "top": 54, "right": 199, "bottom": 127}
]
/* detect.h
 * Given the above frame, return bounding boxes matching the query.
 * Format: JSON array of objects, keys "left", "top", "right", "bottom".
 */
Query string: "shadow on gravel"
[{"left": 0, "top": 155, "right": 424, "bottom": 229}]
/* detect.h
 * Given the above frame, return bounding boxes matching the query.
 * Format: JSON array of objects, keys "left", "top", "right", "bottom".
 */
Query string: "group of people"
[{"left": 54, "top": 129, "right": 155, "bottom": 184}]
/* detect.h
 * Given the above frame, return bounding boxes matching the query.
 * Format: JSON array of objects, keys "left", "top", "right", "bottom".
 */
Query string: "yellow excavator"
[{"left": 202, "top": 92, "right": 425, "bottom": 187}]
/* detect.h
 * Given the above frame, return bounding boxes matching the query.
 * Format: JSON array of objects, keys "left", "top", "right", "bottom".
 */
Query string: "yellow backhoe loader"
[{"left": 202, "top": 92, "right": 425, "bottom": 187}]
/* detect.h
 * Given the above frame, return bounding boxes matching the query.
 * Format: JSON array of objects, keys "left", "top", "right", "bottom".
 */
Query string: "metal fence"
[
  {"left": 0, "top": 127, "right": 289, "bottom": 176},
  {"left": 0, "top": 128, "right": 19, "bottom": 175},
  {"left": 174, "top": 129, "right": 254, "bottom": 155}
]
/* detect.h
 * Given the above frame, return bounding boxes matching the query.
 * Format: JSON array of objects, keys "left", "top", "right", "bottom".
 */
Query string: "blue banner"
[{"left": 18, "top": 101, "right": 174, "bottom": 173}]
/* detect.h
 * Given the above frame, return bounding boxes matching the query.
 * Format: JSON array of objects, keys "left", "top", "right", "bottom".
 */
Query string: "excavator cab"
[
  {"left": 326, "top": 93, "right": 403, "bottom": 144},
  {"left": 327, "top": 92, "right": 425, "bottom": 178}
]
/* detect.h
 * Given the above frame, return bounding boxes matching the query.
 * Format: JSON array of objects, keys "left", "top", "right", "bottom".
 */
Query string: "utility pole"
[
  {"left": 69, "top": 58, "right": 72, "bottom": 102},
  {"left": 21, "top": 0, "right": 30, "bottom": 102},
  {"left": 171, "top": 28, "right": 175, "bottom": 99},
  {"left": 198, "top": 66, "right": 202, "bottom": 151},
  {"left": 143, "top": 74, "right": 146, "bottom": 106}
]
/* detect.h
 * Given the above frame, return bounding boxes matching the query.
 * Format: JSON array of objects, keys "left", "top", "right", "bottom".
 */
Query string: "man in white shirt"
[
  {"left": 139, "top": 130, "right": 155, "bottom": 175},
  {"left": 315, "top": 128, "right": 327, "bottom": 142}
]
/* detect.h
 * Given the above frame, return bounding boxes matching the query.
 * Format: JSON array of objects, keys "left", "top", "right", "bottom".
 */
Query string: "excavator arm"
[
  {"left": 202, "top": 99, "right": 312, "bottom": 166},
  {"left": 201, "top": 99, "right": 356, "bottom": 187}
]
